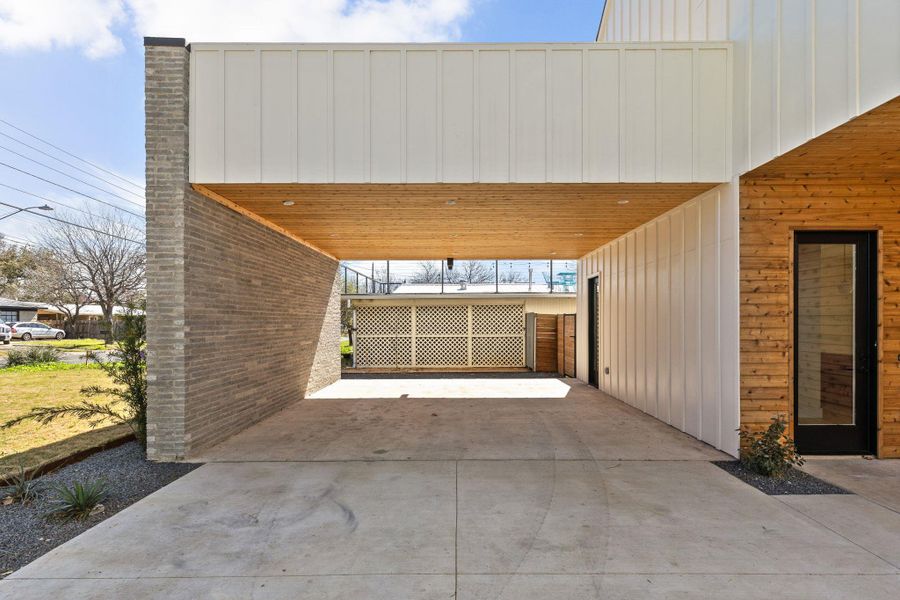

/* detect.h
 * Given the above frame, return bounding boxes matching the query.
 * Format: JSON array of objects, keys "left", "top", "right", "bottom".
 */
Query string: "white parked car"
[
  {"left": 10, "top": 322, "right": 66, "bottom": 341},
  {"left": 0, "top": 323, "right": 10, "bottom": 344}
]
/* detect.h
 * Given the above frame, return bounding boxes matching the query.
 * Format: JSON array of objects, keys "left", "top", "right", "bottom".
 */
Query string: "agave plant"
[
  {"left": 2, "top": 464, "right": 40, "bottom": 505},
  {"left": 46, "top": 480, "right": 108, "bottom": 521}
]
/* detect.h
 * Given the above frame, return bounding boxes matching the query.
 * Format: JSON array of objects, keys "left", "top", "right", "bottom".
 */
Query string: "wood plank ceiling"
[{"left": 193, "top": 183, "right": 716, "bottom": 259}]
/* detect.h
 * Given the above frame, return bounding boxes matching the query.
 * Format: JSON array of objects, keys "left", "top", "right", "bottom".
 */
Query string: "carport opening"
[{"left": 338, "top": 259, "right": 576, "bottom": 377}]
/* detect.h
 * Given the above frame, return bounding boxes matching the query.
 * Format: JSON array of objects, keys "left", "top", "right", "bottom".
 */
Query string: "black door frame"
[
  {"left": 587, "top": 276, "right": 599, "bottom": 388},
  {"left": 793, "top": 230, "right": 878, "bottom": 455}
]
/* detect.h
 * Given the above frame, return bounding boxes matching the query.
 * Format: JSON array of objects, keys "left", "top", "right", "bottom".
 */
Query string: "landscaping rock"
[
  {"left": 0, "top": 442, "right": 199, "bottom": 577},
  {"left": 713, "top": 460, "right": 851, "bottom": 495}
]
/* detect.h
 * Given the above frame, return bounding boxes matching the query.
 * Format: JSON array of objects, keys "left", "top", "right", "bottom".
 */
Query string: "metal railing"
[{"left": 340, "top": 260, "right": 577, "bottom": 296}]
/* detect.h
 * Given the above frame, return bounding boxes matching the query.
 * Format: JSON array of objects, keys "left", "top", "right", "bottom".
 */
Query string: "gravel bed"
[
  {"left": 713, "top": 460, "right": 851, "bottom": 495},
  {"left": 0, "top": 442, "right": 200, "bottom": 577}
]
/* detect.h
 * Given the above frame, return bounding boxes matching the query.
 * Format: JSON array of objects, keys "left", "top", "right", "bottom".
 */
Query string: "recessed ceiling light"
[
  {"left": 447, "top": 199, "right": 457, "bottom": 206},
  {"left": 573, "top": 233, "right": 584, "bottom": 237},
  {"left": 617, "top": 199, "right": 630, "bottom": 205},
  {"left": 549, "top": 251, "right": 557, "bottom": 255},
  {"left": 329, "top": 233, "right": 337, "bottom": 238},
  {"left": 282, "top": 200, "right": 295, "bottom": 206}
]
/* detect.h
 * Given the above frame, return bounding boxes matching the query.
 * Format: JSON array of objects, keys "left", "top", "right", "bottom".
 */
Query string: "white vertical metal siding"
[
  {"left": 577, "top": 182, "right": 741, "bottom": 456},
  {"left": 189, "top": 43, "right": 732, "bottom": 184},
  {"left": 598, "top": 1, "right": 900, "bottom": 174}
]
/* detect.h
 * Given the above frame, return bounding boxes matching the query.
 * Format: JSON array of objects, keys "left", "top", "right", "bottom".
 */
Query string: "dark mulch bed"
[
  {"left": 0, "top": 442, "right": 200, "bottom": 577},
  {"left": 714, "top": 460, "right": 851, "bottom": 495}
]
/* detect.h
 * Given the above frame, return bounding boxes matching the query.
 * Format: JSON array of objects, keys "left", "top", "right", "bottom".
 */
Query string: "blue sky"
[{"left": 0, "top": 0, "right": 604, "bottom": 244}]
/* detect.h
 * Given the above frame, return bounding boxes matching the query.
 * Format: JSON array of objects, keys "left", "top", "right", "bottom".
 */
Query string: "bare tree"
[
  {"left": 20, "top": 247, "right": 94, "bottom": 336},
  {"left": 410, "top": 261, "right": 442, "bottom": 284},
  {"left": 499, "top": 268, "right": 526, "bottom": 283},
  {"left": 451, "top": 260, "right": 494, "bottom": 284},
  {"left": 41, "top": 211, "right": 145, "bottom": 341}
]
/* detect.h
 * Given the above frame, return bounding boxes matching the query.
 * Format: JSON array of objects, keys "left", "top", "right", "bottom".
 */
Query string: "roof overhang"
[{"left": 193, "top": 182, "right": 717, "bottom": 260}]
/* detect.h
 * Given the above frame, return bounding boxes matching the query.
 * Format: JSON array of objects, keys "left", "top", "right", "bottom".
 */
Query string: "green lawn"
[
  {"left": 2, "top": 338, "right": 116, "bottom": 352},
  {"left": 0, "top": 363, "right": 119, "bottom": 462}
]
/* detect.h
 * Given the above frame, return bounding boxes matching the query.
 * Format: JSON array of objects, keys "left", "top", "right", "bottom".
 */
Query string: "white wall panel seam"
[
  {"left": 400, "top": 49, "right": 407, "bottom": 183},
  {"left": 364, "top": 49, "right": 371, "bottom": 183},
  {"left": 775, "top": 0, "right": 782, "bottom": 156},
  {"left": 219, "top": 50, "right": 227, "bottom": 181},
  {"left": 473, "top": 49, "right": 480, "bottom": 181},
  {"left": 809, "top": 0, "right": 816, "bottom": 139},
  {"left": 326, "top": 50, "right": 334, "bottom": 183},
  {"left": 545, "top": 49, "right": 552, "bottom": 181},
  {"left": 509, "top": 50, "right": 516, "bottom": 183},
  {"left": 691, "top": 46, "right": 699, "bottom": 181},
  {"left": 581, "top": 48, "right": 589, "bottom": 181},
  {"left": 436, "top": 49, "right": 443, "bottom": 182},
  {"left": 256, "top": 49, "right": 262, "bottom": 183},
  {"left": 746, "top": 0, "right": 754, "bottom": 176},
  {"left": 618, "top": 48, "right": 625, "bottom": 182},
  {"left": 853, "top": 0, "right": 860, "bottom": 115},
  {"left": 291, "top": 50, "right": 299, "bottom": 183},
  {"left": 655, "top": 47, "right": 663, "bottom": 182}
]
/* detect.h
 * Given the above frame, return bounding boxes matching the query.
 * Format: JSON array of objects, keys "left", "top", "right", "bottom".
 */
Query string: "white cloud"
[
  {"left": 0, "top": 0, "right": 472, "bottom": 59},
  {"left": 0, "top": 0, "right": 126, "bottom": 58},
  {"left": 129, "top": 0, "right": 472, "bottom": 43}
]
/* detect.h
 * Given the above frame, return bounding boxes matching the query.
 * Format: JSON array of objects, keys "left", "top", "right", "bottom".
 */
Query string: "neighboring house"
[
  {"left": 37, "top": 304, "right": 144, "bottom": 324},
  {"left": 143, "top": 0, "right": 900, "bottom": 462},
  {"left": 0, "top": 297, "right": 46, "bottom": 324},
  {"left": 37, "top": 305, "right": 145, "bottom": 338}
]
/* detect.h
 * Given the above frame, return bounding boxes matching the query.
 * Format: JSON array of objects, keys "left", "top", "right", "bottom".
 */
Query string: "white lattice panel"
[
  {"left": 356, "top": 305, "right": 412, "bottom": 335},
  {"left": 353, "top": 302, "right": 526, "bottom": 368},
  {"left": 472, "top": 336, "right": 525, "bottom": 367},
  {"left": 416, "top": 305, "right": 468, "bottom": 335},
  {"left": 415, "top": 336, "right": 468, "bottom": 367},
  {"left": 356, "top": 336, "right": 413, "bottom": 367},
  {"left": 472, "top": 304, "right": 524, "bottom": 335}
]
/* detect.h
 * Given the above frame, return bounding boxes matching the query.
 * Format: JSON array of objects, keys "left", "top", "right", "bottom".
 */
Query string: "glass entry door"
[
  {"left": 587, "top": 276, "right": 599, "bottom": 387},
  {"left": 794, "top": 232, "right": 877, "bottom": 454}
]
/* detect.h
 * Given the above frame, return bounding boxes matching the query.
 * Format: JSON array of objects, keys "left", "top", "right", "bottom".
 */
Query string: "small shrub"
[
  {"left": 1, "top": 312, "right": 147, "bottom": 448},
  {"left": 2, "top": 465, "right": 40, "bottom": 505},
  {"left": 5, "top": 347, "right": 61, "bottom": 367},
  {"left": 739, "top": 415, "right": 805, "bottom": 478},
  {"left": 47, "top": 480, "right": 108, "bottom": 521}
]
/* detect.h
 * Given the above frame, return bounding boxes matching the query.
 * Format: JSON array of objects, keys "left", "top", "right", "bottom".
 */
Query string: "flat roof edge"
[{"left": 144, "top": 37, "right": 186, "bottom": 47}]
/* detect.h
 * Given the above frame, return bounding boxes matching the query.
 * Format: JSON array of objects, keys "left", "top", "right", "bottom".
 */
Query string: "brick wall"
[
  {"left": 145, "top": 40, "right": 189, "bottom": 460},
  {"left": 145, "top": 39, "right": 340, "bottom": 460}
]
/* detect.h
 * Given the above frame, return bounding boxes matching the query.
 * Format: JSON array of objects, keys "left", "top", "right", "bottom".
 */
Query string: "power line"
[
  {"left": 0, "top": 233, "right": 34, "bottom": 247},
  {"left": 0, "top": 144, "right": 145, "bottom": 208},
  {"left": 0, "top": 182, "right": 145, "bottom": 234},
  {"left": 0, "top": 161, "right": 144, "bottom": 218},
  {"left": 0, "top": 200, "right": 144, "bottom": 246},
  {"left": 0, "top": 131, "right": 145, "bottom": 201},
  {"left": 0, "top": 119, "right": 145, "bottom": 192}
]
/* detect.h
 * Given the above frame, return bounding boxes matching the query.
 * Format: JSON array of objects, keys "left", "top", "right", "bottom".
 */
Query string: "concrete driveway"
[{"left": 2, "top": 378, "right": 898, "bottom": 599}]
